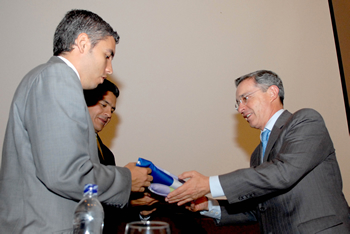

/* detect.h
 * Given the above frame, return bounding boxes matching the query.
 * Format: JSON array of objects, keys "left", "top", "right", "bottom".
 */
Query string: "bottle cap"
[{"left": 83, "top": 184, "right": 98, "bottom": 195}]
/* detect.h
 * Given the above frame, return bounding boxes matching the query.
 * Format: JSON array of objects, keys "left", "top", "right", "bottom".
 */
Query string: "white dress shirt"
[{"left": 57, "top": 56, "right": 80, "bottom": 80}]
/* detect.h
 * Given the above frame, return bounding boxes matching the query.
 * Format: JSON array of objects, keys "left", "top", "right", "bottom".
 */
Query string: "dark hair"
[
  {"left": 84, "top": 79, "right": 119, "bottom": 106},
  {"left": 235, "top": 70, "right": 284, "bottom": 105},
  {"left": 53, "top": 9, "right": 119, "bottom": 56}
]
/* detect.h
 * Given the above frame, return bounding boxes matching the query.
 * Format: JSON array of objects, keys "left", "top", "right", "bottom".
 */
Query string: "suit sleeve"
[
  {"left": 215, "top": 199, "right": 258, "bottom": 226},
  {"left": 23, "top": 62, "right": 131, "bottom": 206},
  {"left": 219, "top": 109, "right": 334, "bottom": 204}
]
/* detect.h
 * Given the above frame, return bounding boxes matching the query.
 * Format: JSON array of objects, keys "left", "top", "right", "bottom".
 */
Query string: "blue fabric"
[{"left": 136, "top": 158, "right": 174, "bottom": 186}]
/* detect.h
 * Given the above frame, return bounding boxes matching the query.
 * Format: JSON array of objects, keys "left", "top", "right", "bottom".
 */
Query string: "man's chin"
[
  {"left": 93, "top": 125, "right": 104, "bottom": 133},
  {"left": 81, "top": 79, "right": 103, "bottom": 90},
  {"left": 98, "top": 77, "right": 106, "bottom": 85},
  {"left": 248, "top": 122, "right": 256, "bottom": 129},
  {"left": 82, "top": 84, "right": 98, "bottom": 90}
]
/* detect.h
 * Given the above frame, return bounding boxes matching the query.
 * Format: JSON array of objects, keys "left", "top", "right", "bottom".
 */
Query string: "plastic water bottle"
[{"left": 73, "top": 184, "right": 104, "bottom": 234}]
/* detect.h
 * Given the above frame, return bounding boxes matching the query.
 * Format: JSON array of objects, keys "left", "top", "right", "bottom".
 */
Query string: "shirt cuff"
[
  {"left": 200, "top": 197, "right": 221, "bottom": 221},
  {"left": 209, "top": 176, "right": 225, "bottom": 197}
]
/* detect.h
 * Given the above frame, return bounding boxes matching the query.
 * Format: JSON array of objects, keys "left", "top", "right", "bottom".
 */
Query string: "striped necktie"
[
  {"left": 96, "top": 136, "right": 105, "bottom": 161},
  {"left": 261, "top": 129, "right": 270, "bottom": 163}
]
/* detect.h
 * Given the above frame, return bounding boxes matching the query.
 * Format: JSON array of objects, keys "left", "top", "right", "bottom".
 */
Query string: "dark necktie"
[
  {"left": 96, "top": 136, "right": 105, "bottom": 161},
  {"left": 261, "top": 129, "right": 270, "bottom": 163}
]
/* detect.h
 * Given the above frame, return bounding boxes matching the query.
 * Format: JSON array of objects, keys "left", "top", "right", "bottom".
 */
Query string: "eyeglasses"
[{"left": 235, "top": 89, "right": 261, "bottom": 111}]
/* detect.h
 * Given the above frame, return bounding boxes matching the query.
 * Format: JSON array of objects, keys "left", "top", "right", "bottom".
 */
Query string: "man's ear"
[
  {"left": 74, "top": 33, "right": 90, "bottom": 54},
  {"left": 268, "top": 85, "right": 279, "bottom": 102}
]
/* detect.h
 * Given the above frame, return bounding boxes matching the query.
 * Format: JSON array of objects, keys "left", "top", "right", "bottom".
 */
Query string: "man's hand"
[
  {"left": 185, "top": 196, "right": 209, "bottom": 212},
  {"left": 140, "top": 208, "right": 157, "bottom": 216},
  {"left": 131, "top": 192, "right": 158, "bottom": 217},
  {"left": 165, "top": 170, "right": 210, "bottom": 206},
  {"left": 130, "top": 192, "right": 158, "bottom": 207},
  {"left": 124, "top": 162, "right": 153, "bottom": 192}
]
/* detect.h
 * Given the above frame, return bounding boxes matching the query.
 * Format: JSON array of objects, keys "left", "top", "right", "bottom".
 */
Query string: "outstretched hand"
[
  {"left": 130, "top": 192, "right": 158, "bottom": 217},
  {"left": 185, "top": 196, "right": 209, "bottom": 212},
  {"left": 130, "top": 192, "right": 158, "bottom": 207},
  {"left": 140, "top": 208, "right": 157, "bottom": 217},
  {"left": 125, "top": 162, "right": 153, "bottom": 192},
  {"left": 165, "top": 170, "right": 210, "bottom": 206}
]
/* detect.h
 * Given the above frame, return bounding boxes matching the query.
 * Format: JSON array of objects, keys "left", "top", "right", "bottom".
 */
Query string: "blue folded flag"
[{"left": 136, "top": 158, "right": 184, "bottom": 196}]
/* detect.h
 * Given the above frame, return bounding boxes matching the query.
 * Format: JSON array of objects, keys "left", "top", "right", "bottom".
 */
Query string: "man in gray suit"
[
  {"left": 0, "top": 9, "right": 152, "bottom": 233},
  {"left": 166, "top": 70, "right": 350, "bottom": 233}
]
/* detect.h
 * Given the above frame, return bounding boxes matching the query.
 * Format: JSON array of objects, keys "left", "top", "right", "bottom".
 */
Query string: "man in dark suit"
[
  {"left": 84, "top": 79, "right": 120, "bottom": 166},
  {"left": 84, "top": 80, "right": 158, "bottom": 233},
  {"left": 0, "top": 9, "right": 152, "bottom": 233},
  {"left": 166, "top": 70, "right": 350, "bottom": 233}
]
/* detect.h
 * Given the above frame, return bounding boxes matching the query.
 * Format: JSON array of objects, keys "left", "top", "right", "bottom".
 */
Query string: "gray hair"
[
  {"left": 53, "top": 9, "right": 119, "bottom": 56},
  {"left": 235, "top": 70, "right": 284, "bottom": 105}
]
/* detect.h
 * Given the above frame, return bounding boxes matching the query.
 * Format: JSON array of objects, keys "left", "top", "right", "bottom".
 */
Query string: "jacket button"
[{"left": 259, "top": 206, "right": 266, "bottom": 212}]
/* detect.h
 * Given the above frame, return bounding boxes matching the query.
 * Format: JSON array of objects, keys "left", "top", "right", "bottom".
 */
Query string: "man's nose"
[
  {"left": 104, "top": 108, "right": 112, "bottom": 117},
  {"left": 106, "top": 61, "right": 113, "bottom": 75},
  {"left": 237, "top": 102, "right": 246, "bottom": 113}
]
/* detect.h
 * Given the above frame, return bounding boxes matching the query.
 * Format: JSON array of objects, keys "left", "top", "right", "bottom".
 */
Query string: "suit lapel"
[
  {"left": 263, "top": 110, "right": 292, "bottom": 163},
  {"left": 251, "top": 146, "right": 261, "bottom": 166}
]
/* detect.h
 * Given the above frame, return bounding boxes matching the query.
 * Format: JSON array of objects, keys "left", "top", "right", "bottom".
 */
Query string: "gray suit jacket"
[
  {"left": 218, "top": 109, "right": 350, "bottom": 233},
  {"left": 0, "top": 57, "right": 131, "bottom": 234}
]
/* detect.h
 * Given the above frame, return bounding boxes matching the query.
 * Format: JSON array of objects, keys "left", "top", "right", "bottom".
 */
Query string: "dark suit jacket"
[
  {"left": 96, "top": 134, "right": 144, "bottom": 233},
  {"left": 97, "top": 134, "right": 116, "bottom": 167},
  {"left": 218, "top": 109, "right": 350, "bottom": 233},
  {"left": 96, "top": 134, "right": 123, "bottom": 234}
]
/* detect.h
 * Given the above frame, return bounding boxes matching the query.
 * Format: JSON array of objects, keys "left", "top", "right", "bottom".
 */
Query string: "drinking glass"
[{"left": 124, "top": 221, "right": 171, "bottom": 234}]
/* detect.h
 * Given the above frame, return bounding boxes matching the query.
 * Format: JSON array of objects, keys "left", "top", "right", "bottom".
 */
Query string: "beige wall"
[{"left": 1, "top": 1, "right": 349, "bottom": 201}]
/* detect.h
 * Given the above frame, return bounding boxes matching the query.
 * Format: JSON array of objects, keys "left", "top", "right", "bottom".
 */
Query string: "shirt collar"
[
  {"left": 260, "top": 109, "right": 285, "bottom": 139},
  {"left": 57, "top": 56, "right": 80, "bottom": 80}
]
